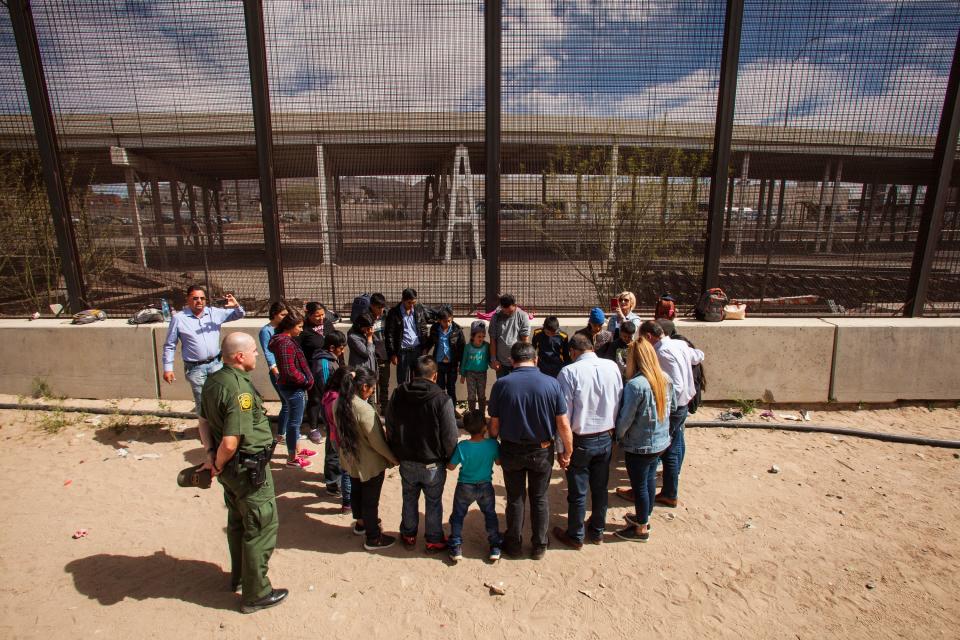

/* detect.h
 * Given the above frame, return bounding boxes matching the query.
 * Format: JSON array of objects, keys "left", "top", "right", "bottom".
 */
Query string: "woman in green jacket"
[{"left": 335, "top": 367, "right": 399, "bottom": 551}]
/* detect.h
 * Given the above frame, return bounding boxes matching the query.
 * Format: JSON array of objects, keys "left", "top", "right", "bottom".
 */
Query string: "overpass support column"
[
  {"left": 315, "top": 145, "right": 333, "bottom": 266},
  {"left": 150, "top": 179, "right": 169, "bottom": 270},
  {"left": 9, "top": 0, "right": 88, "bottom": 311},
  {"left": 701, "top": 0, "right": 744, "bottom": 290},
  {"left": 169, "top": 181, "right": 186, "bottom": 263},
  {"left": 607, "top": 145, "right": 619, "bottom": 261},
  {"left": 824, "top": 161, "right": 843, "bottom": 253},
  {"left": 243, "top": 0, "right": 285, "bottom": 300},
  {"left": 124, "top": 169, "right": 148, "bottom": 268},
  {"left": 906, "top": 31, "right": 960, "bottom": 316}
]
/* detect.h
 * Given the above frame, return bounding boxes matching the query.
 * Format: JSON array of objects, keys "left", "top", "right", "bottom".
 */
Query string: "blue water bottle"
[{"left": 161, "top": 298, "right": 171, "bottom": 321}]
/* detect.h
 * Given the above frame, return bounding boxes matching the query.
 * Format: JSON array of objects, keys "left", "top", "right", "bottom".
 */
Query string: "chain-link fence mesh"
[
  {"left": 1, "top": 1, "right": 958, "bottom": 317},
  {"left": 721, "top": 0, "right": 960, "bottom": 315}
]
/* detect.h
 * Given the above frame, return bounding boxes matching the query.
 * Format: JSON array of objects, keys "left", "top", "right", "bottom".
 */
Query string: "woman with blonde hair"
[
  {"left": 614, "top": 339, "right": 677, "bottom": 542},
  {"left": 607, "top": 291, "right": 640, "bottom": 335}
]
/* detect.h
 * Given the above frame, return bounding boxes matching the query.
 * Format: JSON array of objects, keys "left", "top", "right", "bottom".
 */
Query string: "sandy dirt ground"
[{"left": 0, "top": 397, "right": 958, "bottom": 639}]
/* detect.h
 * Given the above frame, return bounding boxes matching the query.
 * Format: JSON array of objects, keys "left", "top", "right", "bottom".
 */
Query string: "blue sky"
[{"left": 1, "top": 0, "right": 958, "bottom": 136}]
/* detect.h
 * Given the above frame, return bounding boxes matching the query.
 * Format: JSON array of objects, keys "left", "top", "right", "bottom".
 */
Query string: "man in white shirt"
[
  {"left": 639, "top": 320, "right": 705, "bottom": 508},
  {"left": 552, "top": 333, "right": 624, "bottom": 548}
]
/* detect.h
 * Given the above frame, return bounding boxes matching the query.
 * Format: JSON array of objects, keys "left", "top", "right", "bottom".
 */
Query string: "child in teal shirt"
[
  {"left": 459, "top": 321, "right": 490, "bottom": 415},
  {"left": 446, "top": 411, "right": 502, "bottom": 562}
]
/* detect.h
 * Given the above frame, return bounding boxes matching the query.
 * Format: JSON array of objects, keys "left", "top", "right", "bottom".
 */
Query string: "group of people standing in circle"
[
  {"left": 162, "top": 284, "right": 705, "bottom": 612},
  {"left": 254, "top": 288, "right": 705, "bottom": 554}
]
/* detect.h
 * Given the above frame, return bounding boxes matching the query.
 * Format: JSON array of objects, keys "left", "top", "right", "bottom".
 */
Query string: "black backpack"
[
  {"left": 694, "top": 288, "right": 727, "bottom": 322},
  {"left": 673, "top": 333, "right": 706, "bottom": 414},
  {"left": 350, "top": 293, "right": 372, "bottom": 323}
]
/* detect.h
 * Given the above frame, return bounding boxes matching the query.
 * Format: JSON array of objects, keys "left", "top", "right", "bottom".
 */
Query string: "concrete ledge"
[
  {"left": 650, "top": 318, "right": 836, "bottom": 404},
  {"left": 825, "top": 318, "right": 960, "bottom": 402},
  {"left": 0, "top": 319, "right": 159, "bottom": 400},
  {"left": 1, "top": 316, "right": 957, "bottom": 404}
]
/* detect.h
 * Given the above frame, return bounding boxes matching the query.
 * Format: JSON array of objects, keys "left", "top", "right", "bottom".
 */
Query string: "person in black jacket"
[
  {"left": 385, "top": 356, "right": 459, "bottom": 552},
  {"left": 384, "top": 288, "right": 430, "bottom": 386},
  {"left": 423, "top": 307, "right": 464, "bottom": 403}
]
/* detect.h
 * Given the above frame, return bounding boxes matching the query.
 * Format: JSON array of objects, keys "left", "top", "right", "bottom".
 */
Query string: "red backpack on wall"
[{"left": 654, "top": 294, "right": 677, "bottom": 320}]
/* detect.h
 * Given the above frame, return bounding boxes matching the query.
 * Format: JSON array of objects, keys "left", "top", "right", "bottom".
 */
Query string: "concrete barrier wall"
[
  {"left": 2, "top": 316, "right": 958, "bottom": 404},
  {"left": 0, "top": 320, "right": 159, "bottom": 399},
  {"left": 825, "top": 318, "right": 960, "bottom": 402},
  {"left": 662, "top": 318, "right": 835, "bottom": 403}
]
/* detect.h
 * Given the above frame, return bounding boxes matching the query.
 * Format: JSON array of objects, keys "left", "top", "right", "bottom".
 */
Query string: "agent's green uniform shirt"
[
  {"left": 200, "top": 366, "right": 273, "bottom": 454},
  {"left": 200, "top": 365, "right": 277, "bottom": 606}
]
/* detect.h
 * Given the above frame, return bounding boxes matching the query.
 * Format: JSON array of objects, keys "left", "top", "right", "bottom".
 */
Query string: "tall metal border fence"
[{"left": 1, "top": 0, "right": 958, "bottom": 318}]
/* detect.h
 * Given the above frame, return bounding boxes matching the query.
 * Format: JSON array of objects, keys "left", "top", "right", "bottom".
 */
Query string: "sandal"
[
  {"left": 296, "top": 448, "right": 318, "bottom": 458},
  {"left": 286, "top": 457, "right": 312, "bottom": 469}
]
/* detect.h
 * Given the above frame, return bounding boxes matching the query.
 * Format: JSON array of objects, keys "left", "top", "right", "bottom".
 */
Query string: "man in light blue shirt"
[
  {"left": 553, "top": 332, "right": 623, "bottom": 548},
  {"left": 162, "top": 285, "right": 245, "bottom": 413}
]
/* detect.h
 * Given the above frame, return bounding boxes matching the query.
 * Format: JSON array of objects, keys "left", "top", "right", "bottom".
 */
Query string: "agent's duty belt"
[{"left": 184, "top": 353, "right": 221, "bottom": 366}]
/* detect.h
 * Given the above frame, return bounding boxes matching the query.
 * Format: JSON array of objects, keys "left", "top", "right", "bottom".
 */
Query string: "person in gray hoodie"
[{"left": 347, "top": 313, "right": 378, "bottom": 374}]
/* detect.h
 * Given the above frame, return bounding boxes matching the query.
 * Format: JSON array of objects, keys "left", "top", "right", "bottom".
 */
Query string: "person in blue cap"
[{"left": 575, "top": 306, "right": 613, "bottom": 351}]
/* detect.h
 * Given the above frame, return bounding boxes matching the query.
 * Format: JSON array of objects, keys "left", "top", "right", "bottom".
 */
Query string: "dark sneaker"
[
  {"left": 585, "top": 535, "right": 604, "bottom": 545},
  {"left": 488, "top": 546, "right": 502, "bottom": 561},
  {"left": 326, "top": 484, "right": 341, "bottom": 497},
  {"left": 449, "top": 545, "right": 464, "bottom": 562},
  {"left": 364, "top": 534, "right": 397, "bottom": 551},
  {"left": 240, "top": 588, "right": 289, "bottom": 614},
  {"left": 401, "top": 534, "right": 417, "bottom": 549},
  {"left": 624, "top": 513, "right": 651, "bottom": 530},
  {"left": 530, "top": 544, "right": 547, "bottom": 560},
  {"left": 353, "top": 518, "right": 381, "bottom": 536},
  {"left": 614, "top": 526, "right": 650, "bottom": 542},
  {"left": 502, "top": 542, "right": 522, "bottom": 559}
]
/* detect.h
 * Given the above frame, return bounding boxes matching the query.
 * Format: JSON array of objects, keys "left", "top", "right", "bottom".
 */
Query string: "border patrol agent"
[{"left": 200, "top": 332, "right": 287, "bottom": 614}]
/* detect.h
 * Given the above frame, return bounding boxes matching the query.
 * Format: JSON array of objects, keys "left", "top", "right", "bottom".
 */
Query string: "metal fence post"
[
  {"left": 905, "top": 32, "right": 960, "bottom": 317},
  {"left": 9, "top": 0, "right": 88, "bottom": 312},
  {"left": 701, "top": 0, "right": 744, "bottom": 292},
  {"left": 484, "top": 0, "right": 501, "bottom": 311},
  {"left": 243, "top": 0, "right": 285, "bottom": 301}
]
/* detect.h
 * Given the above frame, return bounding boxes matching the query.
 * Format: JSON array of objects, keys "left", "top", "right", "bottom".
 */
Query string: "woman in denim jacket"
[{"left": 614, "top": 339, "right": 677, "bottom": 542}]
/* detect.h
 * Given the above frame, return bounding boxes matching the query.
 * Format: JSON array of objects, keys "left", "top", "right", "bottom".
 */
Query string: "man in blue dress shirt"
[{"left": 162, "top": 285, "right": 245, "bottom": 413}]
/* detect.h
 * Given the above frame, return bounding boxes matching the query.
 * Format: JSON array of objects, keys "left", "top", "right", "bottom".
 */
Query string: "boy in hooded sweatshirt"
[{"left": 385, "top": 355, "right": 459, "bottom": 552}]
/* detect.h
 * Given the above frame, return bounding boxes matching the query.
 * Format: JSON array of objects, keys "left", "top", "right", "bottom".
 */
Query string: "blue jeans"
[
  {"left": 448, "top": 482, "right": 501, "bottom": 548},
  {"left": 659, "top": 404, "right": 689, "bottom": 500},
  {"left": 268, "top": 371, "right": 285, "bottom": 439},
  {"left": 625, "top": 451, "right": 660, "bottom": 525},
  {"left": 436, "top": 361, "right": 457, "bottom": 402},
  {"left": 564, "top": 432, "right": 613, "bottom": 542},
  {"left": 184, "top": 359, "right": 222, "bottom": 414},
  {"left": 397, "top": 348, "right": 420, "bottom": 386},
  {"left": 399, "top": 460, "right": 446, "bottom": 543},
  {"left": 326, "top": 437, "right": 351, "bottom": 507},
  {"left": 276, "top": 385, "right": 306, "bottom": 458}
]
